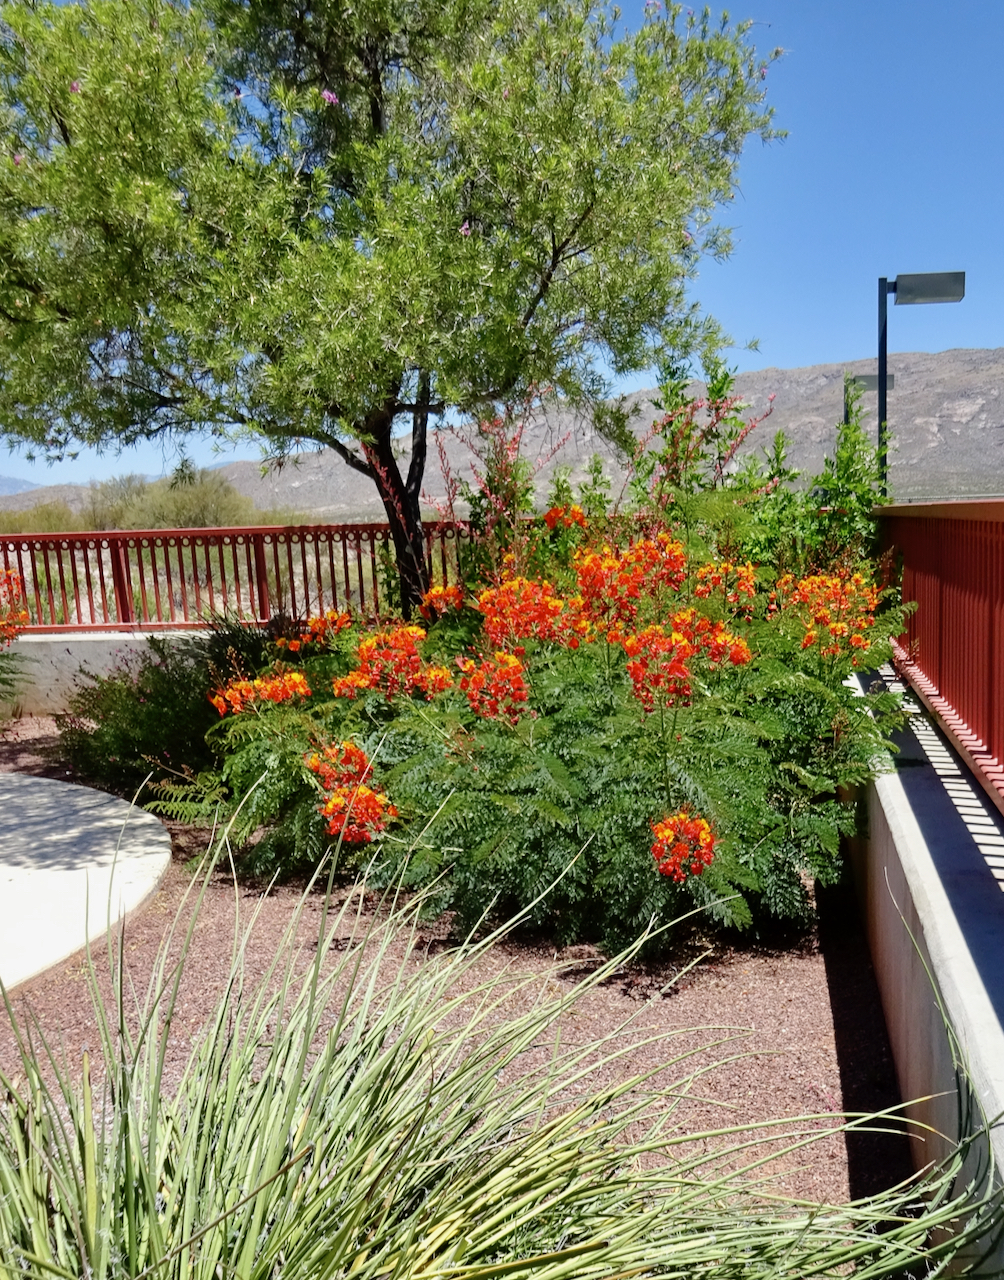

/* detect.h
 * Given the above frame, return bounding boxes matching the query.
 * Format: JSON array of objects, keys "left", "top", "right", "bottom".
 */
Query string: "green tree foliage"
[{"left": 0, "top": 0, "right": 779, "bottom": 610}]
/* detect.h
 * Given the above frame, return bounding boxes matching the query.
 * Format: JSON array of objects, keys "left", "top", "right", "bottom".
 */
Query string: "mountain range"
[{"left": 1, "top": 347, "right": 1002, "bottom": 522}]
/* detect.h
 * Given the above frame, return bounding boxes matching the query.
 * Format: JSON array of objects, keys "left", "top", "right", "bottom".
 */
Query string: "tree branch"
[
  {"left": 405, "top": 369, "right": 430, "bottom": 502},
  {"left": 520, "top": 200, "right": 596, "bottom": 331},
  {"left": 326, "top": 435, "right": 375, "bottom": 478}
]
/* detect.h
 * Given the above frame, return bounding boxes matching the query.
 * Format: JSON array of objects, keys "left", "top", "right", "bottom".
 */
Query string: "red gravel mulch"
[{"left": 0, "top": 715, "right": 915, "bottom": 1204}]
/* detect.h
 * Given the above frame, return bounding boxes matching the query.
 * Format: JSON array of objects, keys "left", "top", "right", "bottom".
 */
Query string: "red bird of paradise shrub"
[{"left": 333, "top": 625, "right": 453, "bottom": 700}]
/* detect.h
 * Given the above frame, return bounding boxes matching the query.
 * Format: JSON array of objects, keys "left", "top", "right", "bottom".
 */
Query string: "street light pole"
[
  {"left": 878, "top": 277, "right": 891, "bottom": 494},
  {"left": 875, "top": 271, "right": 965, "bottom": 497}
]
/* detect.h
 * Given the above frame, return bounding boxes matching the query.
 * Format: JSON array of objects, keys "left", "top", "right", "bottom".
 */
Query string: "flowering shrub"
[
  {"left": 651, "top": 811, "right": 717, "bottom": 881},
  {"left": 457, "top": 652, "right": 529, "bottom": 724},
  {"left": 0, "top": 569, "right": 29, "bottom": 644},
  {"left": 776, "top": 571, "right": 878, "bottom": 662},
  {"left": 210, "top": 669, "right": 311, "bottom": 715},
  {"left": 62, "top": 361, "right": 910, "bottom": 950},
  {"left": 306, "top": 740, "right": 396, "bottom": 843}
]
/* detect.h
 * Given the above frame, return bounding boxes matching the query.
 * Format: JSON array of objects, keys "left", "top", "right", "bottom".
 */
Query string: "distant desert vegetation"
[{"left": 0, "top": 469, "right": 302, "bottom": 534}]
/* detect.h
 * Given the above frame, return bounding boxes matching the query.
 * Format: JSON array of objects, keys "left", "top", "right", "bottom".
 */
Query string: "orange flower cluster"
[
  {"left": 621, "top": 626, "right": 693, "bottom": 712},
  {"left": 694, "top": 560, "right": 756, "bottom": 612},
  {"left": 306, "top": 740, "right": 372, "bottom": 789},
  {"left": 457, "top": 652, "right": 529, "bottom": 725},
  {"left": 651, "top": 810, "right": 717, "bottom": 882},
  {"left": 275, "top": 609, "right": 352, "bottom": 653},
  {"left": 306, "top": 740, "right": 396, "bottom": 843},
  {"left": 777, "top": 572, "right": 878, "bottom": 661},
  {"left": 543, "top": 504, "right": 587, "bottom": 531},
  {"left": 670, "top": 608, "right": 752, "bottom": 667},
  {"left": 210, "top": 670, "right": 312, "bottom": 716},
  {"left": 419, "top": 583, "right": 465, "bottom": 620},
  {"left": 333, "top": 625, "right": 453, "bottom": 700},
  {"left": 477, "top": 578, "right": 588, "bottom": 649},
  {"left": 0, "top": 569, "right": 29, "bottom": 645},
  {"left": 575, "top": 534, "right": 686, "bottom": 633},
  {"left": 619, "top": 611, "right": 751, "bottom": 714}
]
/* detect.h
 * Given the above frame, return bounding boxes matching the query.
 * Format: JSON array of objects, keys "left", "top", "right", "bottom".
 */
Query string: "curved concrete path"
[{"left": 0, "top": 774, "right": 172, "bottom": 992}]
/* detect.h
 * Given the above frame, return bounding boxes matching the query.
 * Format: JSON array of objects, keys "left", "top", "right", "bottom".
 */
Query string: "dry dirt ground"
[{"left": 0, "top": 715, "right": 916, "bottom": 1205}]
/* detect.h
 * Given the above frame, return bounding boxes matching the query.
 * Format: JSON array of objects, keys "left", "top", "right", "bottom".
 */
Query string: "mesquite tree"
[{"left": 0, "top": 0, "right": 778, "bottom": 612}]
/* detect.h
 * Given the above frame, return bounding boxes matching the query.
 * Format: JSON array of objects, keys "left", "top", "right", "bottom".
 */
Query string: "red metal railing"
[
  {"left": 2, "top": 521, "right": 468, "bottom": 632},
  {"left": 882, "top": 500, "right": 1004, "bottom": 811}
]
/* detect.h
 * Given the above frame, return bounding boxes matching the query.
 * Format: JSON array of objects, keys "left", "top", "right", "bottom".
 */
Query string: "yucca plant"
[{"left": 0, "top": 858, "right": 1000, "bottom": 1280}]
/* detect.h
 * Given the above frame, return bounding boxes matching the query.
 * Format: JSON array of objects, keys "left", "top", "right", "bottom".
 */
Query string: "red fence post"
[
  {"left": 109, "top": 539, "right": 135, "bottom": 625},
  {"left": 253, "top": 536, "right": 271, "bottom": 621}
]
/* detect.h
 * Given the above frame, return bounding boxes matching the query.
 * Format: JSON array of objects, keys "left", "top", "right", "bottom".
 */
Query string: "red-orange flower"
[
  {"left": 419, "top": 583, "right": 465, "bottom": 620},
  {"left": 543, "top": 504, "right": 587, "bottom": 531},
  {"left": 210, "top": 669, "right": 312, "bottom": 715},
  {"left": 477, "top": 578, "right": 570, "bottom": 647},
  {"left": 275, "top": 609, "right": 352, "bottom": 652},
  {"left": 333, "top": 625, "right": 451, "bottom": 700},
  {"left": 305, "top": 740, "right": 373, "bottom": 790},
  {"left": 669, "top": 608, "right": 752, "bottom": 667},
  {"left": 694, "top": 560, "right": 756, "bottom": 615},
  {"left": 620, "top": 625, "right": 693, "bottom": 713},
  {"left": 457, "top": 651, "right": 529, "bottom": 725},
  {"left": 0, "top": 569, "right": 29, "bottom": 645},
  {"left": 651, "top": 810, "right": 716, "bottom": 882},
  {"left": 776, "top": 572, "right": 878, "bottom": 662},
  {"left": 574, "top": 534, "right": 686, "bottom": 631},
  {"left": 306, "top": 741, "right": 395, "bottom": 843}
]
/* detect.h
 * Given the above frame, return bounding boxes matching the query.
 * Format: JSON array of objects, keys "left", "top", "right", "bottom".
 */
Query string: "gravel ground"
[{"left": 0, "top": 715, "right": 915, "bottom": 1205}]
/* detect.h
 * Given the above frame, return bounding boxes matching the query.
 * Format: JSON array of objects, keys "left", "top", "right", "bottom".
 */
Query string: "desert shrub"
[
  {"left": 0, "top": 467, "right": 302, "bottom": 536},
  {"left": 0, "top": 500, "right": 80, "bottom": 535},
  {"left": 0, "top": 877, "right": 999, "bottom": 1280},
  {"left": 141, "top": 529, "right": 905, "bottom": 950},
  {"left": 56, "top": 633, "right": 248, "bottom": 793}
]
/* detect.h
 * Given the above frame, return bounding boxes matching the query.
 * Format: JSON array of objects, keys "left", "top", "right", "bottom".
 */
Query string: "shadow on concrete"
[
  {"left": 890, "top": 719, "right": 1004, "bottom": 1030},
  {"left": 816, "top": 879, "right": 916, "bottom": 1200},
  {"left": 0, "top": 773, "right": 166, "bottom": 870}
]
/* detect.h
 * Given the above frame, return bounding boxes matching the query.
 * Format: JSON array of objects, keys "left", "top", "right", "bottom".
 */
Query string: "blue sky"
[{"left": 6, "top": 0, "right": 1001, "bottom": 486}]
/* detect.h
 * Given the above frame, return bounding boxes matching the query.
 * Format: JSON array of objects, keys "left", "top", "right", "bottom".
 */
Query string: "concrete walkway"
[{"left": 0, "top": 774, "right": 172, "bottom": 992}]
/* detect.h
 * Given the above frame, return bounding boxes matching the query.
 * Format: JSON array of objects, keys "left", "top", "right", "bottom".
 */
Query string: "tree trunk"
[{"left": 362, "top": 407, "right": 430, "bottom": 619}]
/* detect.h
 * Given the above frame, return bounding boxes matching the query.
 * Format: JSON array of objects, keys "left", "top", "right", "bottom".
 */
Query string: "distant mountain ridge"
[
  {"left": 0, "top": 475, "right": 39, "bottom": 497},
  {"left": 1, "top": 347, "right": 1002, "bottom": 522}
]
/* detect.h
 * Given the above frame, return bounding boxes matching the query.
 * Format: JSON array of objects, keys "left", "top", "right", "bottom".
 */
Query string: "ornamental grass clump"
[{"left": 0, "top": 873, "right": 1001, "bottom": 1280}]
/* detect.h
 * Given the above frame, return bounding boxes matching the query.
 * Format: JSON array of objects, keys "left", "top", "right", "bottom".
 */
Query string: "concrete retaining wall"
[
  {"left": 854, "top": 713, "right": 1004, "bottom": 1266},
  {"left": 6, "top": 632, "right": 185, "bottom": 715}
]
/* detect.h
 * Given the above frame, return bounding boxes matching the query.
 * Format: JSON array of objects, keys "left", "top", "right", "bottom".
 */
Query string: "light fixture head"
[{"left": 893, "top": 271, "right": 965, "bottom": 305}]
